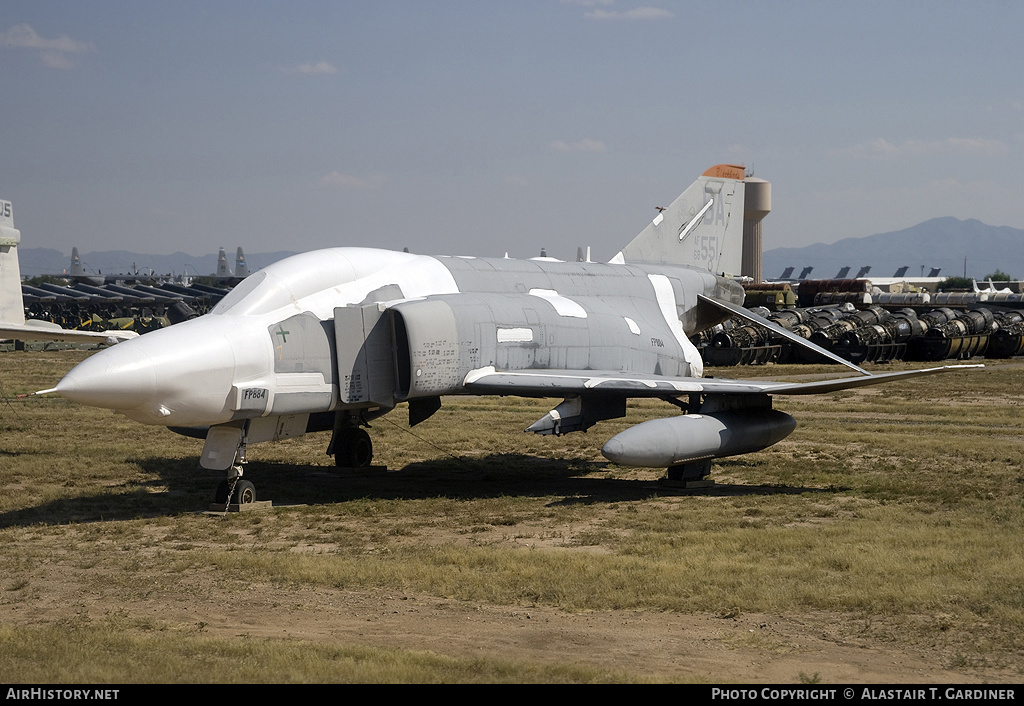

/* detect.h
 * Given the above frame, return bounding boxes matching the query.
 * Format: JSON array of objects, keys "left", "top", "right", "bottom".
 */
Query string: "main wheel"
[{"left": 335, "top": 428, "right": 373, "bottom": 467}]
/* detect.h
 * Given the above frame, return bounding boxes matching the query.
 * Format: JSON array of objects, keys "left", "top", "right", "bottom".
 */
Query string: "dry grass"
[{"left": 1, "top": 350, "right": 1023, "bottom": 682}]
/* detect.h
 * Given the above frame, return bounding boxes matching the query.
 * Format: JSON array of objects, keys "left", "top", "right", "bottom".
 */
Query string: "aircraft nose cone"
[
  {"left": 50, "top": 316, "right": 258, "bottom": 427},
  {"left": 54, "top": 343, "right": 157, "bottom": 411}
]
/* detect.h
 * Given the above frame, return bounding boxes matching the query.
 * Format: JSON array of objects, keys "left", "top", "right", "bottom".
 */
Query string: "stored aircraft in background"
[
  {"left": 42, "top": 166, "right": 976, "bottom": 503},
  {"left": 52, "top": 244, "right": 251, "bottom": 284},
  {"left": 215, "top": 246, "right": 251, "bottom": 283},
  {"left": 0, "top": 200, "right": 138, "bottom": 345}
]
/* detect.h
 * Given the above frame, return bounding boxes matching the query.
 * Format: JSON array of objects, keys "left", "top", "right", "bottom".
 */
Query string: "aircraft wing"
[
  {"left": 0, "top": 322, "right": 138, "bottom": 344},
  {"left": 462, "top": 364, "right": 982, "bottom": 398}
]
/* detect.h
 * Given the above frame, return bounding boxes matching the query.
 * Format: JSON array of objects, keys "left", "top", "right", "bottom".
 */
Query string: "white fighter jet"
[{"left": 41, "top": 166, "right": 976, "bottom": 504}]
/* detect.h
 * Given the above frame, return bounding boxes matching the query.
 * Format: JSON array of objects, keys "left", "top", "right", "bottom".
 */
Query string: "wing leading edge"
[{"left": 462, "top": 364, "right": 983, "bottom": 398}]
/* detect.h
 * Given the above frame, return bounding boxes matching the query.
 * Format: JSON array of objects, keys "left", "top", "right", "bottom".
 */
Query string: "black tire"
[
  {"left": 335, "top": 428, "right": 373, "bottom": 467},
  {"left": 234, "top": 480, "right": 256, "bottom": 504},
  {"left": 214, "top": 478, "right": 256, "bottom": 504}
]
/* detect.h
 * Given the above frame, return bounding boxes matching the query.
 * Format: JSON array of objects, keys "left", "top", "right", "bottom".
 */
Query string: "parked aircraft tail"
[
  {"left": 611, "top": 164, "right": 747, "bottom": 275},
  {"left": 70, "top": 247, "right": 84, "bottom": 277},
  {"left": 0, "top": 200, "right": 137, "bottom": 344},
  {"left": 235, "top": 247, "right": 250, "bottom": 278},
  {"left": 216, "top": 248, "right": 230, "bottom": 278},
  {"left": 0, "top": 200, "right": 25, "bottom": 327}
]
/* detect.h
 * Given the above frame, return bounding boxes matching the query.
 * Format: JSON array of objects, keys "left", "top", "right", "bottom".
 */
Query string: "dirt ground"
[
  {"left": 3, "top": 510, "right": 1015, "bottom": 684},
  {"left": 3, "top": 354, "right": 1021, "bottom": 683}
]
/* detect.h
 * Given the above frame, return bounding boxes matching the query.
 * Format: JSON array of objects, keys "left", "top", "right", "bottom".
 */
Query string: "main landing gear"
[
  {"left": 328, "top": 411, "right": 376, "bottom": 469},
  {"left": 200, "top": 411, "right": 383, "bottom": 509},
  {"left": 333, "top": 427, "right": 373, "bottom": 468}
]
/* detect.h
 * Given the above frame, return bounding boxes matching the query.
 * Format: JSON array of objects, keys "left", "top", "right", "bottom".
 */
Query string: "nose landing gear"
[
  {"left": 214, "top": 476, "right": 256, "bottom": 505},
  {"left": 201, "top": 423, "right": 267, "bottom": 512}
]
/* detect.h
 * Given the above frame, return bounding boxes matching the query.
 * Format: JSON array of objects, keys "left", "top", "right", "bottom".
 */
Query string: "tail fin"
[
  {"left": 611, "top": 164, "right": 747, "bottom": 274},
  {"left": 0, "top": 200, "right": 26, "bottom": 326},
  {"left": 69, "top": 247, "right": 82, "bottom": 276},
  {"left": 235, "top": 247, "right": 250, "bottom": 277},
  {"left": 216, "top": 247, "right": 229, "bottom": 277}
]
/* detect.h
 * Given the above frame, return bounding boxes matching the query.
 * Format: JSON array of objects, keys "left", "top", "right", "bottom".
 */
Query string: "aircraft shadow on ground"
[{"left": 0, "top": 453, "right": 838, "bottom": 528}]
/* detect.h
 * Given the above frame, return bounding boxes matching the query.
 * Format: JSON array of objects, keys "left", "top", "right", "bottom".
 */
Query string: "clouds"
[
  {"left": 584, "top": 6, "right": 674, "bottom": 21},
  {"left": 0, "top": 23, "right": 94, "bottom": 69},
  {"left": 839, "top": 137, "right": 1007, "bottom": 161},
  {"left": 319, "top": 171, "right": 385, "bottom": 189},
  {"left": 561, "top": 1, "right": 673, "bottom": 21},
  {"left": 550, "top": 138, "right": 607, "bottom": 153},
  {"left": 287, "top": 61, "right": 339, "bottom": 76}
]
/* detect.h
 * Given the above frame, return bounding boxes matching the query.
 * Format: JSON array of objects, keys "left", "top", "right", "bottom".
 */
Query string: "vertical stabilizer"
[
  {"left": 0, "top": 200, "right": 25, "bottom": 326},
  {"left": 612, "top": 165, "right": 746, "bottom": 275},
  {"left": 235, "top": 247, "right": 250, "bottom": 278},
  {"left": 69, "top": 247, "right": 85, "bottom": 277},
  {"left": 216, "top": 248, "right": 229, "bottom": 277}
]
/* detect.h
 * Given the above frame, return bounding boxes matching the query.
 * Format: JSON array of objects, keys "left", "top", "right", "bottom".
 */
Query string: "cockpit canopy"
[{"left": 210, "top": 248, "right": 417, "bottom": 316}]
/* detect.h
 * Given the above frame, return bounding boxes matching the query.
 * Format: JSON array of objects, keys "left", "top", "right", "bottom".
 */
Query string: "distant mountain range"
[
  {"left": 763, "top": 217, "right": 1024, "bottom": 281},
  {"left": 18, "top": 216, "right": 1024, "bottom": 282},
  {"left": 18, "top": 248, "right": 299, "bottom": 279}
]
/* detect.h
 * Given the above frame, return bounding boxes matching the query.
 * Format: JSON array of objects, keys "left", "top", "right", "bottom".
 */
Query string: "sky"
[{"left": 2, "top": 1, "right": 1023, "bottom": 263}]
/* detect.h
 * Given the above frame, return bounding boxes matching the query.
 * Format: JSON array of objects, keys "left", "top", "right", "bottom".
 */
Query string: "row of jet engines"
[{"left": 698, "top": 303, "right": 1024, "bottom": 366}]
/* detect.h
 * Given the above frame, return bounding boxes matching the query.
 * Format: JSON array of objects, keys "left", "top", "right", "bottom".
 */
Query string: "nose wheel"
[{"left": 215, "top": 477, "right": 256, "bottom": 505}]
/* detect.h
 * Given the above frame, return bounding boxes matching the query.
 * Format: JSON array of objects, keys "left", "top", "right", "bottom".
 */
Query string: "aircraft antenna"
[{"left": 378, "top": 415, "right": 473, "bottom": 469}]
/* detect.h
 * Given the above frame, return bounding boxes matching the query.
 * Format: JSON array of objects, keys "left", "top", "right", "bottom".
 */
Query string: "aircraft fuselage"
[{"left": 54, "top": 247, "right": 743, "bottom": 430}]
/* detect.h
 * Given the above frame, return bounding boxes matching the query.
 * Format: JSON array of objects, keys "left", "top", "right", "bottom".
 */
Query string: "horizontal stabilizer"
[
  {"left": 1, "top": 323, "right": 138, "bottom": 344},
  {"left": 697, "top": 294, "right": 869, "bottom": 375}
]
